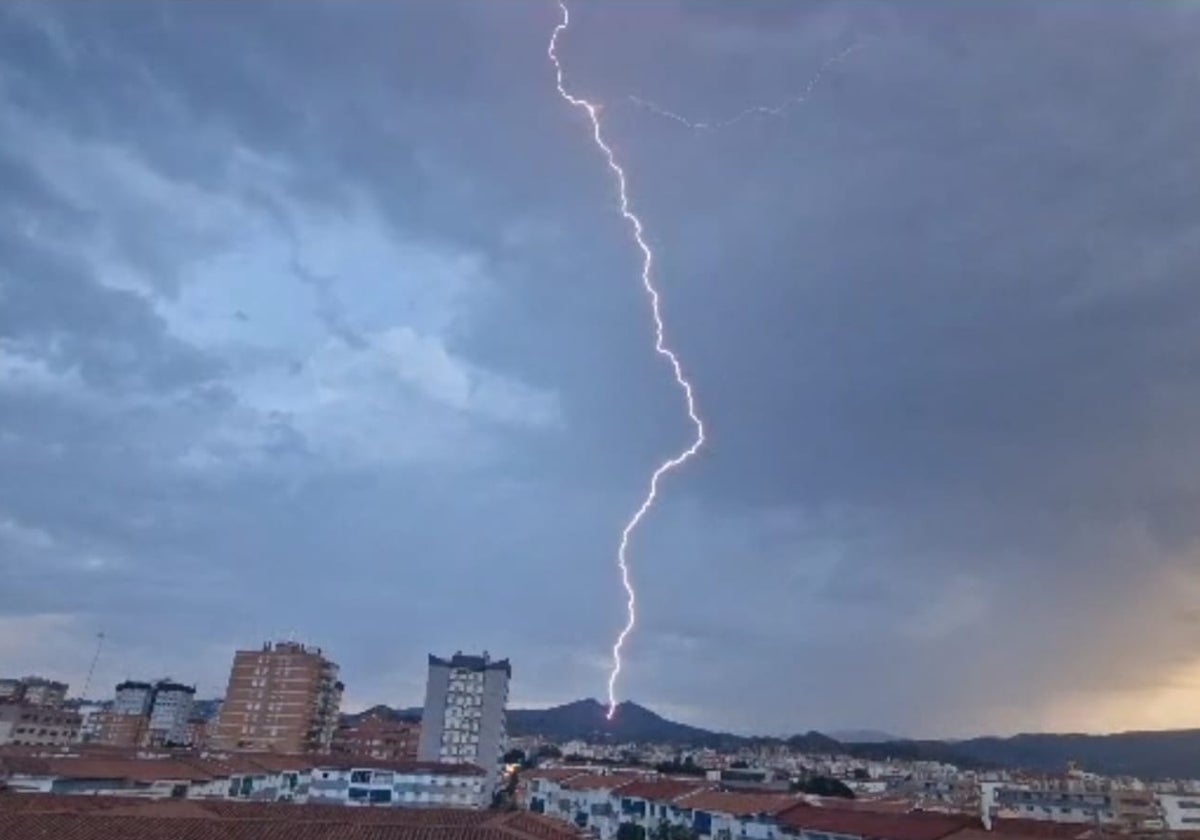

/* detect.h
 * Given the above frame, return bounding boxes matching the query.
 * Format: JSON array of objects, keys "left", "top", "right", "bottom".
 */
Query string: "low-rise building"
[
  {"left": 988, "top": 773, "right": 1162, "bottom": 830},
  {"left": 554, "top": 773, "right": 649, "bottom": 838},
  {"left": 0, "top": 704, "right": 81, "bottom": 746},
  {"left": 616, "top": 779, "right": 713, "bottom": 834},
  {"left": 675, "top": 791, "right": 802, "bottom": 840},
  {"left": 0, "top": 747, "right": 493, "bottom": 809},
  {"left": 1156, "top": 793, "right": 1200, "bottom": 831},
  {"left": 307, "top": 758, "right": 489, "bottom": 808},
  {"left": 0, "top": 676, "right": 68, "bottom": 707},
  {"left": 92, "top": 710, "right": 150, "bottom": 747}
]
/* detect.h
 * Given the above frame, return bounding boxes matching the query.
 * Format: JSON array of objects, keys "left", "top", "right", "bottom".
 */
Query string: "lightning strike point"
[{"left": 548, "top": 1, "right": 706, "bottom": 721}]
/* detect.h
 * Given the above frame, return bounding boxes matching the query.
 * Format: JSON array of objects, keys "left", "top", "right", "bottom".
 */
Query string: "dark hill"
[{"left": 343, "top": 697, "right": 1200, "bottom": 778}]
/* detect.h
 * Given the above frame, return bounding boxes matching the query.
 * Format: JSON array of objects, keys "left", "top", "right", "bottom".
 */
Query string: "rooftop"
[
  {"left": 777, "top": 804, "right": 975, "bottom": 840},
  {"left": 0, "top": 747, "right": 485, "bottom": 781},
  {"left": 676, "top": 790, "right": 802, "bottom": 817},
  {"left": 618, "top": 779, "right": 712, "bottom": 802},
  {"left": 430, "top": 652, "right": 512, "bottom": 676},
  {"left": 559, "top": 772, "right": 647, "bottom": 792},
  {"left": 0, "top": 794, "right": 585, "bottom": 840}
]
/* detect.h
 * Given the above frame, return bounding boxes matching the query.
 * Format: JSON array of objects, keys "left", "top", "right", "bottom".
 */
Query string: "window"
[{"left": 351, "top": 770, "right": 372, "bottom": 784}]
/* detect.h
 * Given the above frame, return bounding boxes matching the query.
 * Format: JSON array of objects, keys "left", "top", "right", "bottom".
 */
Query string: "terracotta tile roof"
[
  {"left": 988, "top": 819, "right": 1094, "bottom": 839},
  {"left": 617, "top": 780, "right": 712, "bottom": 802},
  {"left": 521, "top": 769, "right": 588, "bottom": 783},
  {"left": 676, "top": 791, "right": 802, "bottom": 817},
  {"left": 0, "top": 795, "right": 585, "bottom": 840},
  {"left": 777, "top": 804, "right": 975, "bottom": 840},
  {"left": 805, "top": 796, "right": 915, "bottom": 814},
  {"left": 2, "top": 756, "right": 215, "bottom": 783},
  {"left": 950, "top": 830, "right": 1076, "bottom": 840},
  {"left": 559, "top": 773, "right": 646, "bottom": 792}
]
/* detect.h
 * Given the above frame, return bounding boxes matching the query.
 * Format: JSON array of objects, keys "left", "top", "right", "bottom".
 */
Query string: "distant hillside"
[
  {"left": 845, "top": 730, "right": 1200, "bottom": 779},
  {"left": 509, "top": 699, "right": 746, "bottom": 748},
  {"left": 342, "top": 704, "right": 421, "bottom": 724},
  {"left": 346, "top": 698, "right": 1200, "bottom": 779}
]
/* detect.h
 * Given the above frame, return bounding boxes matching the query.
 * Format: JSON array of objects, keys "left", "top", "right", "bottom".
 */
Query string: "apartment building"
[
  {"left": 210, "top": 640, "right": 343, "bottom": 753},
  {"left": 113, "top": 680, "right": 155, "bottom": 715},
  {"left": 417, "top": 651, "right": 510, "bottom": 794},
  {"left": 0, "top": 703, "right": 81, "bottom": 746},
  {"left": 333, "top": 709, "right": 421, "bottom": 762},
  {"left": 92, "top": 709, "right": 149, "bottom": 747},
  {"left": 146, "top": 680, "right": 195, "bottom": 746},
  {"left": 988, "top": 772, "right": 1162, "bottom": 830},
  {"left": 1158, "top": 793, "right": 1200, "bottom": 831},
  {"left": 0, "top": 675, "right": 68, "bottom": 707},
  {"left": 95, "top": 679, "right": 196, "bottom": 747}
]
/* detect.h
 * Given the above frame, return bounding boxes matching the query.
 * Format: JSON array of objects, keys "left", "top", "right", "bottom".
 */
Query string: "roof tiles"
[
  {"left": 676, "top": 791, "right": 802, "bottom": 817},
  {"left": 777, "top": 804, "right": 975, "bottom": 840}
]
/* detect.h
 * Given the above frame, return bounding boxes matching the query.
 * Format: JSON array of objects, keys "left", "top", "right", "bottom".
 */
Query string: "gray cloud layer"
[{"left": 2, "top": 0, "right": 1199, "bottom": 737}]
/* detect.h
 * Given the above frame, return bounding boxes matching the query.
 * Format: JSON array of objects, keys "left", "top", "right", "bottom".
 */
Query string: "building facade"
[
  {"left": 98, "top": 679, "right": 196, "bottom": 747},
  {"left": 307, "top": 759, "right": 488, "bottom": 808},
  {"left": 114, "top": 681, "right": 155, "bottom": 715},
  {"left": 0, "top": 703, "right": 82, "bottom": 746},
  {"left": 92, "top": 709, "right": 150, "bottom": 747},
  {"left": 210, "top": 640, "right": 343, "bottom": 753},
  {"left": 146, "top": 681, "right": 195, "bottom": 746},
  {"left": 417, "top": 651, "right": 510, "bottom": 794},
  {"left": 333, "top": 710, "right": 421, "bottom": 762},
  {"left": 0, "top": 676, "right": 68, "bottom": 707}
]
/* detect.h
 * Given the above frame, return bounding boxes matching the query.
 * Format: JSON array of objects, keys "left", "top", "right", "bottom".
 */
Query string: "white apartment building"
[
  {"left": 147, "top": 681, "right": 195, "bottom": 745},
  {"left": 114, "top": 681, "right": 155, "bottom": 714},
  {"left": 1158, "top": 794, "right": 1200, "bottom": 831},
  {"left": 417, "top": 651, "right": 510, "bottom": 794}
]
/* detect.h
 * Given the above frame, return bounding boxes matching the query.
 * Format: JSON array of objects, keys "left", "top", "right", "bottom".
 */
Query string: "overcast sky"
[{"left": 2, "top": 1, "right": 1200, "bottom": 739}]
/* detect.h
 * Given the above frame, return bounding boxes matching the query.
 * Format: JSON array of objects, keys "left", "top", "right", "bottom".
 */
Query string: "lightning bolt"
[
  {"left": 548, "top": 0, "right": 706, "bottom": 720},
  {"left": 627, "top": 42, "right": 861, "bottom": 131}
]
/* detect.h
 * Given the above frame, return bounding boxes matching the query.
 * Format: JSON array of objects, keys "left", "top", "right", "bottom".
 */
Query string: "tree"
[
  {"left": 504, "top": 749, "right": 526, "bottom": 765},
  {"left": 792, "top": 776, "right": 855, "bottom": 799},
  {"left": 653, "top": 760, "right": 705, "bottom": 777},
  {"left": 618, "top": 824, "right": 647, "bottom": 840}
]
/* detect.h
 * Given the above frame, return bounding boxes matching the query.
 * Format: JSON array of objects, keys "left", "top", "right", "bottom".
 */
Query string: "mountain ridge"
[{"left": 345, "top": 697, "right": 1200, "bottom": 778}]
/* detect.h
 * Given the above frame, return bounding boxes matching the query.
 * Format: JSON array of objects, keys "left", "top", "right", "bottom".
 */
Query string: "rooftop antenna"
[{"left": 80, "top": 632, "right": 105, "bottom": 701}]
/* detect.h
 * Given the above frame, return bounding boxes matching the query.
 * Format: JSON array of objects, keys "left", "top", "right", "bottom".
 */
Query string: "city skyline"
[{"left": 3, "top": 1, "right": 1200, "bottom": 739}]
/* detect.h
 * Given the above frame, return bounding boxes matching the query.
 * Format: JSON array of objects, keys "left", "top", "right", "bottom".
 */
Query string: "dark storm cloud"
[{"left": 1, "top": 0, "right": 1199, "bottom": 736}]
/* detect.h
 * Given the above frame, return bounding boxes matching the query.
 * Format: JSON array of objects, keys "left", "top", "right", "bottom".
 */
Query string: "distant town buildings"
[
  {"left": 0, "top": 675, "right": 68, "bottom": 708},
  {"left": 210, "top": 640, "right": 343, "bottom": 753},
  {"left": 417, "top": 651, "right": 510, "bottom": 794}
]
